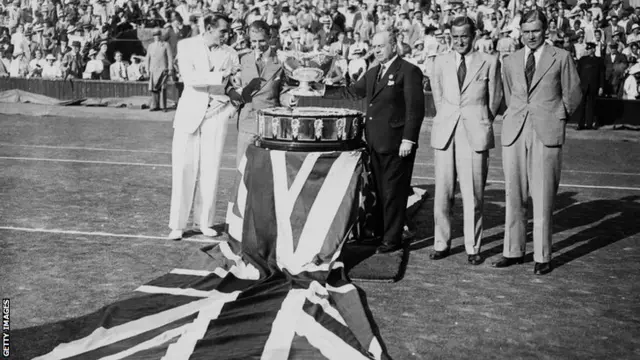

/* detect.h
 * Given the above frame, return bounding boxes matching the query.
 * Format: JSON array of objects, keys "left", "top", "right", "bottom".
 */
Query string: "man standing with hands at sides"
[
  {"left": 495, "top": 9, "right": 581, "bottom": 275},
  {"left": 168, "top": 14, "right": 240, "bottom": 241},
  {"left": 318, "top": 30, "right": 425, "bottom": 254},
  {"left": 146, "top": 27, "right": 173, "bottom": 112},
  {"left": 576, "top": 43, "right": 605, "bottom": 130},
  {"left": 430, "top": 17, "right": 503, "bottom": 265},
  {"left": 227, "top": 20, "right": 297, "bottom": 167}
]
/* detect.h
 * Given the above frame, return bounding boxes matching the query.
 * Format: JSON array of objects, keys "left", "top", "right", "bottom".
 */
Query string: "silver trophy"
[{"left": 280, "top": 51, "right": 334, "bottom": 97}]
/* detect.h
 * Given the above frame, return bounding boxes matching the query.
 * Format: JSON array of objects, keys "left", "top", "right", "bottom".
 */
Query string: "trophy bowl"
[{"left": 280, "top": 50, "right": 335, "bottom": 97}]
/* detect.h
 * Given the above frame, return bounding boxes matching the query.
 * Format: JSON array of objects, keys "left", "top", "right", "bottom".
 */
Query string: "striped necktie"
[
  {"left": 457, "top": 55, "right": 466, "bottom": 90},
  {"left": 525, "top": 51, "right": 536, "bottom": 90}
]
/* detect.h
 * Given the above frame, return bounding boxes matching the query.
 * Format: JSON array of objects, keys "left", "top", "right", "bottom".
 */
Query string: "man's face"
[
  {"left": 203, "top": 19, "right": 229, "bottom": 47},
  {"left": 250, "top": 29, "right": 269, "bottom": 54},
  {"left": 549, "top": 21, "right": 557, "bottom": 30},
  {"left": 586, "top": 47, "right": 594, "bottom": 56},
  {"left": 372, "top": 32, "right": 395, "bottom": 63},
  {"left": 115, "top": 52, "right": 122, "bottom": 61},
  {"left": 610, "top": 45, "right": 618, "bottom": 54},
  {"left": 521, "top": 20, "right": 546, "bottom": 50},
  {"left": 354, "top": 33, "right": 360, "bottom": 42},
  {"left": 611, "top": 18, "right": 618, "bottom": 26},
  {"left": 595, "top": 31, "right": 601, "bottom": 41},
  {"left": 72, "top": 45, "right": 80, "bottom": 53},
  {"left": 451, "top": 24, "right": 473, "bottom": 55}
]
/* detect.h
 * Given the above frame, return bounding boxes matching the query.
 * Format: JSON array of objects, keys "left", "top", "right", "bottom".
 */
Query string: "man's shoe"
[
  {"left": 200, "top": 227, "right": 219, "bottom": 237},
  {"left": 402, "top": 226, "right": 415, "bottom": 241},
  {"left": 375, "top": 242, "right": 403, "bottom": 254},
  {"left": 168, "top": 230, "right": 183, "bottom": 241},
  {"left": 149, "top": 108, "right": 160, "bottom": 112},
  {"left": 534, "top": 262, "right": 552, "bottom": 275},
  {"left": 429, "top": 249, "right": 450, "bottom": 260},
  {"left": 468, "top": 254, "right": 482, "bottom": 265},
  {"left": 577, "top": 126, "right": 586, "bottom": 130},
  {"left": 492, "top": 256, "right": 525, "bottom": 268}
]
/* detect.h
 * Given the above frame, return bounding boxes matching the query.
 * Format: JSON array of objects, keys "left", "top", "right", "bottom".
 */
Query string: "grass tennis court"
[{"left": 1, "top": 104, "right": 639, "bottom": 359}]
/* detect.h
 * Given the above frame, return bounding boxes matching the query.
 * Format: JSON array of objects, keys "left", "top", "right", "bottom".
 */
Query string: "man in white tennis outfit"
[{"left": 168, "top": 13, "right": 240, "bottom": 240}]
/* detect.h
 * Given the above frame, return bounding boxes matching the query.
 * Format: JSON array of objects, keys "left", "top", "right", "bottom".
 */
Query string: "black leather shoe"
[
  {"left": 149, "top": 108, "right": 160, "bottom": 112},
  {"left": 492, "top": 256, "right": 525, "bottom": 268},
  {"left": 468, "top": 254, "right": 482, "bottom": 265},
  {"left": 534, "top": 262, "right": 552, "bottom": 275},
  {"left": 375, "top": 243, "right": 403, "bottom": 254},
  {"left": 429, "top": 249, "right": 450, "bottom": 260}
]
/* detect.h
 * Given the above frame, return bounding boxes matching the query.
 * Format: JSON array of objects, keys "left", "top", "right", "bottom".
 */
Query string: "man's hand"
[
  {"left": 241, "top": 78, "right": 263, "bottom": 102},
  {"left": 399, "top": 141, "right": 413, "bottom": 157},
  {"left": 598, "top": 87, "right": 603, "bottom": 96}
]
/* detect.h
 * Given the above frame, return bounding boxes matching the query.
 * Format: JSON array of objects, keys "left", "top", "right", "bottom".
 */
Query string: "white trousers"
[
  {"left": 169, "top": 105, "right": 231, "bottom": 231},
  {"left": 433, "top": 122, "right": 489, "bottom": 255}
]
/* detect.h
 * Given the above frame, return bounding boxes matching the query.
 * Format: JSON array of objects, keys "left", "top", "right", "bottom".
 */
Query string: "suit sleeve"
[
  {"left": 178, "top": 41, "right": 226, "bottom": 87},
  {"left": 403, "top": 64, "right": 425, "bottom": 143},
  {"left": 431, "top": 56, "right": 443, "bottom": 112},
  {"left": 599, "top": 58, "right": 605, "bottom": 90},
  {"left": 561, "top": 53, "right": 582, "bottom": 117},
  {"left": 502, "top": 57, "right": 512, "bottom": 109},
  {"left": 166, "top": 43, "right": 174, "bottom": 71},
  {"left": 323, "top": 68, "right": 368, "bottom": 100},
  {"left": 488, "top": 55, "right": 503, "bottom": 120}
]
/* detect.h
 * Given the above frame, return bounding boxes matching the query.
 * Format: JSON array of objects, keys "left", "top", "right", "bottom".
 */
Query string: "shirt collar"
[
  {"left": 525, "top": 43, "right": 545, "bottom": 58},
  {"left": 381, "top": 54, "right": 398, "bottom": 69}
]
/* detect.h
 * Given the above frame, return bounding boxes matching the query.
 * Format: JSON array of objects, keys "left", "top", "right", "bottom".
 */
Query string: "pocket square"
[
  {"left": 387, "top": 81, "right": 395, "bottom": 86},
  {"left": 475, "top": 76, "right": 488, "bottom": 82}
]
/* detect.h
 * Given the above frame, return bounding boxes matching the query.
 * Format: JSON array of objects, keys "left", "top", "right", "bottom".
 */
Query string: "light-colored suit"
[
  {"left": 234, "top": 48, "right": 294, "bottom": 167},
  {"left": 431, "top": 51, "right": 503, "bottom": 255},
  {"left": 501, "top": 44, "right": 581, "bottom": 263},
  {"left": 169, "top": 36, "right": 239, "bottom": 231}
]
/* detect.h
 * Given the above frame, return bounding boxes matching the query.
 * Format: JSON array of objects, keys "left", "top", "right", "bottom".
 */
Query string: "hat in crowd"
[
  {"left": 609, "top": 41, "right": 618, "bottom": 47},
  {"left": 612, "top": 30, "right": 621, "bottom": 37},
  {"left": 71, "top": 40, "right": 81, "bottom": 47},
  {"left": 611, "top": 0, "right": 621, "bottom": 5},
  {"left": 590, "top": 0, "right": 598, "bottom": 4},
  {"left": 320, "top": 16, "right": 331, "bottom": 24},
  {"left": 500, "top": 27, "right": 512, "bottom": 34},
  {"left": 632, "top": 23, "right": 640, "bottom": 31},
  {"left": 444, "top": 29, "right": 451, "bottom": 35},
  {"left": 279, "top": 24, "right": 292, "bottom": 33},
  {"left": 152, "top": 27, "right": 162, "bottom": 36},
  {"left": 398, "top": 9, "right": 407, "bottom": 15},
  {"left": 88, "top": 48, "right": 97, "bottom": 56},
  {"left": 131, "top": 54, "right": 144, "bottom": 61},
  {"left": 569, "top": 8, "right": 581, "bottom": 17},
  {"left": 629, "top": 63, "right": 640, "bottom": 75},
  {"left": 45, "top": 54, "right": 56, "bottom": 60},
  {"left": 413, "top": 39, "right": 424, "bottom": 47},
  {"left": 231, "top": 21, "right": 243, "bottom": 30},
  {"left": 434, "top": 29, "right": 443, "bottom": 36},
  {"left": 610, "top": 14, "right": 619, "bottom": 20},
  {"left": 585, "top": 42, "right": 596, "bottom": 50}
]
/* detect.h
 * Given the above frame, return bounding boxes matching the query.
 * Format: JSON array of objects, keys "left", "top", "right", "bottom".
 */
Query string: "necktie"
[
  {"left": 525, "top": 51, "right": 536, "bottom": 90},
  {"left": 377, "top": 65, "right": 385, "bottom": 82},
  {"left": 457, "top": 55, "right": 466, "bottom": 90},
  {"left": 256, "top": 54, "right": 264, "bottom": 75}
]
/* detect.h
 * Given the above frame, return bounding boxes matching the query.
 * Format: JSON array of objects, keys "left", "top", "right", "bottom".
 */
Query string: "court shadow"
[{"left": 550, "top": 195, "right": 640, "bottom": 269}]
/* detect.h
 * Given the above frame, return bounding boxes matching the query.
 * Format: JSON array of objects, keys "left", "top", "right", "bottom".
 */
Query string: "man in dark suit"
[
  {"left": 603, "top": 15, "right": 626, "bottom": 45},
  {"left": 320, "top": 31, "right": 425, "bottom": 254},
  {"left": 577, "top": 43, "right": 605, "bottom": 129},
  {"left": 604, "top": 42, "right": 628, "bottom": 96}
]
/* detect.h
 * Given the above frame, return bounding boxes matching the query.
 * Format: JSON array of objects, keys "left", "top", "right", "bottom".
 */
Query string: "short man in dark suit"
[
  {"left": 604, "top": 42, "right": 628, "bottom": 96},
  {"left": 577, "top": 42, "right": 605, "bottom": 129},
  {"left": 321, "top": 31, "right": 426, "bottom": 254}
]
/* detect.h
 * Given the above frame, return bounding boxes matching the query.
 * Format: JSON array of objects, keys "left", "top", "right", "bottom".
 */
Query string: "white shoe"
[
  {"left": 200, "top": 227, "right": 219, "bottom": 237},
  {"left": 168, "top": 230, "right": 183, "bottom": 240}
]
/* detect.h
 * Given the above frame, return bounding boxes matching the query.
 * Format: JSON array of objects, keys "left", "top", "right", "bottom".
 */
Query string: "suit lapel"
[
  {"left": 366, "top": 64, "right": 378, "bottom": 100},
  {"left": 529, "top": 45, "right": 557, "bottom": 92},
  {"left": 461, "top": 52, "right": 486, "bottom": 94},
  {"left": 447, "top": 52, "right": 458, "bottom": 94},
  {"left": 512, "top": 48, "right": 528, "bottom": 94},
  {"left": 371, "top": 56, "right": 401, "bottom": 101},
  {"left": 242, "top": 51, "right": 259, "bottom": 83}
]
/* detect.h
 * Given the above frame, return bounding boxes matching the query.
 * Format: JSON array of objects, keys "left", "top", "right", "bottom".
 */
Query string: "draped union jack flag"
[{"left": 31, "top": 145, "right": 386, "bottom": 360}]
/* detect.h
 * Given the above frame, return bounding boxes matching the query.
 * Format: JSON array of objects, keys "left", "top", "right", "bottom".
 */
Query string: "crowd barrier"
[{"left": 0, "top": 77, "right": 638, "bottom": 126}]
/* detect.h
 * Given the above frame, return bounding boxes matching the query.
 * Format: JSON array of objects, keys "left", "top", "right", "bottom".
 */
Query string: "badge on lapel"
[{"left": 387, "top": 74, "right": 395, "bottom": 86}]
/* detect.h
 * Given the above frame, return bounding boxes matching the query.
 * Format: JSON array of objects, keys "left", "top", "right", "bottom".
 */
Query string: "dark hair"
[
  {"left": 202, "top": 13, "right": 230, "bottom": 30},
  {"left": 520, "top": 9, "right": 548, "bottom": 30},
  {"left": 450, "top": 16, "right": 477, "bottom": 35},
  {"left": 249, "top": 20, "right": 270, "bottom": 36}
]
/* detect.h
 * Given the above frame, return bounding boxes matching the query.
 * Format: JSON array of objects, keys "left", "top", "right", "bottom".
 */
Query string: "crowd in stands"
[{"left": 1, "top": 0, "right": 639, "bottom": 99}]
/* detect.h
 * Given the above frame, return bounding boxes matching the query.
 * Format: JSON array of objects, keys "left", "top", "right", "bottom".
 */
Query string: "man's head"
[
  {"left": 520, "top": 9, "right": 547, "bottom": 50},
  {"left": 249, "top": 20, "right": 270, "bottom": 55},
  {"left": 451, "top": 16, "right": 476, "bottom": 56},
  {"left": 595, "top": 29, "right": 602, "bottom": 41},
  {"left": 609, "top": 42, "right": 618, "bottom": 55},
  {"left": 585, "top": 42, "right": 595, "bottom": 56},
  {"left": 610, "top": 15, "right": 618, "bottom": 26},
  {"left": 372, "top": 31, "right": 397, "bottom": 63},
  {"left": 114, "top": 51, "right": 122, "bottom": 62},
  {"left": 202, "top": 13, "right": 230, "bottom": 48}
]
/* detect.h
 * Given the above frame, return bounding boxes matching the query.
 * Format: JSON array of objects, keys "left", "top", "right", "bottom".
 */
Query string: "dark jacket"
[
  {"left": 324, "top": 56, "right": 425, "bottom": 153},
  {"left": 577, "top": 55, "right": 605, "bottom": 94}
]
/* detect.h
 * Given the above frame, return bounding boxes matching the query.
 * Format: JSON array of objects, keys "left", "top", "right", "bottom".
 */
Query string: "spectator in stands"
[
  {"left": 62, "top": 40, "right": 84, "bottom": 79},
  {"left": 110, "top": 50, "right": 128, "bottom": 81},
  {"left": 10, "top": 48, "right": 28, "bottom": 77},
  {"left": 622, "top": 63, "right": 640, "bottom": 99},
  {"left": 594, "top": 29, "right": 607, "bottom": 57},
  {"left": 605, "top": 42, "right": 628, "bottom": 96},
  {"left": 628, "top": 24, "right": 640, "bottom": 44},
  {"left": 127, "top": 54, "right": 146, "bottom": 81},
  {"left": 347, "top": 47, "right": 367, "bottom": 83},
  {"left": 28, "top": 48, "right": 45, "bottom": 76},
  {"left": 625, "top": 42, "right": 640, "bottom": 63},
  {"left": 0, "top": 50, "right": 10, "bottom": 77},
  {"left": 83, "top": 48, "right": 103, "bottom": 79},
  {"left": 577, "top": 42, "right": 605, "bottom": 129},
  {"left": 41, "top": 53, "right": 61, "bottom": 79}
]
